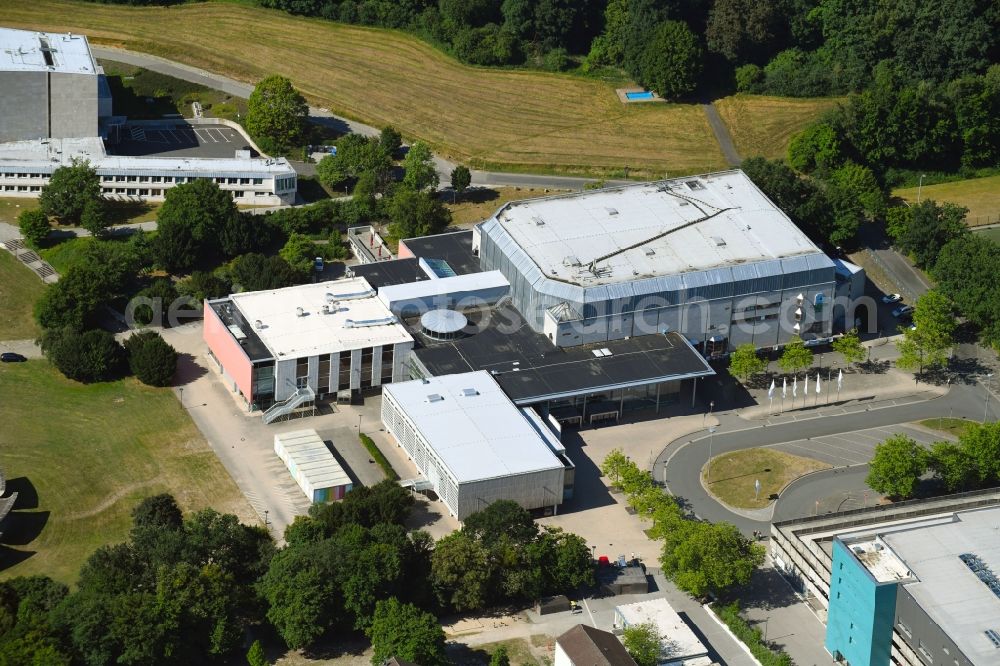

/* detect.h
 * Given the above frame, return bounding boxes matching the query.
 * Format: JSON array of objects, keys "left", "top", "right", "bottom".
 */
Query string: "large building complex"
[
  {"left": 0, "top": 28, "right": 106, "bottom": 142},
  {"left": 771, "top": 491, "right": 1000, "bottom": 666},
  {"left": 0, "top": 26, "right": 297, "bottom": 205},
  {"left": 474, "top": 170, "right": 838, "bottom": 352},
  {"left": 381, "top": 371, "right": 573, "bottom": 521},
  {"left": 204, "top": 278, "right": 414, "bottom": 418}
]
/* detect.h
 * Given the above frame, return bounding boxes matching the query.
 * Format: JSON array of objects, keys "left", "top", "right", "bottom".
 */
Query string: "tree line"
[
  {"left": 601, "top": 450, "right": 764, "bottom": 598},
  {"left": 866, "top": 422, "right": 1000, "bottom": 500},
  {"left": 0, "top": 488, "right": 595, "bottom": 664}
]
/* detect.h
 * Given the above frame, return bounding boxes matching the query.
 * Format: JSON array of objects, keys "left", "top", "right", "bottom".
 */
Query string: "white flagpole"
[
  {"left": 837, "top": 369, "right": 843, "bottom": 402},
  {"left": 768, "top": 379, "right": 775, "bottom": 414},
  {"left": 804, "top": 374, "right": 809, "bottom": 406},
  {"left": 793, "top": 376, "right": 798, "bottom": 406},
  {"left": 782, "top": 377, "right": 787, "bottom": 413},
  {"left": 815, "top": 374, "right": 822, "bottom": 406}
]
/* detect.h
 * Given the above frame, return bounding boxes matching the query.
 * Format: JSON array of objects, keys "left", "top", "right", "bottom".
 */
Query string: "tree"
[
  {"left": 450, "top": 165, "right": 472, "bottom": 202},
  {"left": 245, "top": 75, "right": 308, "bottom": 153},
  {"left": 39, "top": 327, "right": 123, "bottom": 383},
  {"left": 928, "top": 441, "right": 977, "bottom": 493},
  {"left": 155, "top": 179, "right": 239, "bottom": 273},
  {"left": 659, "top": 521, "right": 764, "bottom": 597},
  {"left": 600, "top": 449, "right": 630, "bottom": 488},
  {"left": 132, "top": 494, "right": 183, "bottom": 531},
  {"left": 866, "top": 434, "right": 929, "bottom": 499},
  {"left": 317, "top": 134, "right": 392, "bottom": 190},
  {"left": 463, "top": 500, "right": 538, "bottom": 547},
  {"left": 832, "top": 329, "right": 866, "bottom": 365},
  {"left": 787, "top": 122, "right": 843, "bottom": 173},
  {"left": 379, "top": 125, "right": 402, "bottom": 156},
  {"left": 706, "top": 0, "right": 779, "bottom": 63},
  {"left": 387, "top": 187, "right": 451, "bottom": 241},
  {"left": 80, "top": 197, "right": 109, "bottom": 237},
  {"left": 366, "top": 598, "right": 448, "bottom": 666},
  {"left": 38, "top": 159, "right": 103, "bottom": 225},
  {"left": 178, "top": 270, "right": 230, "bottom": 303},
  {"left": 124, "top": 330, "right": 178, "bottom": 387},
  {"left": 778, "top": 336, "right": 812, "bottom": 375},
  {"left": 430, "top": 532, "right": 491, "bottom": 611},
  {"left": 246, "top": 639, "right": 268, "bottom": 666},
  {"left": 933, "top": 234, "right": 1000, "bottom": 348},
  {"left": 623, "top": 621, "right": 661, "bottom": 666},
  {"left": 402, "top": 142, "right": 439, "bottom": 191},
  {"left": 132, "top": 277, "right": 179, "bottom": 327},
  {"left": 490, "top": 645, "right": 511, "bottom": 666},
  {"left": 279, "top": 233, "right": 320, "bottom": 275},
  {"left": 636, "top": 21, "right": 702, "bottom": 99},
  {"left": 886, "top": 200, "right": 969, "bottom": 269},
  {"left": 728, "top": 343, "right": 767, "bottom": 383},
  {"left": 741, "top": 157, "right": 833, "bottom": 244},
  {"left": 227, "top": 253, "right": 302, "bottom": 292},
  {"left": 18, "top": 209, "right": 50, "bottom": 248},
  {"left": 958, "top": 422, "right": 1000, "bottom": 485},
  {"left": 257, "top": 540, "right": 340, "bottom": 649},
  {"left": 828, "top": 162, "right": 886, "bottom": 221},
  {"left": 895, "top": 290, "right": 955, "bottom": 372}
]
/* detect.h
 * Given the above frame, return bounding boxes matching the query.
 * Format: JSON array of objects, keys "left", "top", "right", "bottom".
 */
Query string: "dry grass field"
[
  {"left": 445, "top": 186, "right": 565, "bottom": 227},
  {"left": 894, "top": 174, "right": 1000, "bottom": 226},
  {"left": 704, "top": 447, "right": 831, "bottom": 509},
  {"left": 0, "top": 0, "right": 730, "bottom": 177},
  {"left": 714, "top": 94, "right": 843, "bottom": 160}
]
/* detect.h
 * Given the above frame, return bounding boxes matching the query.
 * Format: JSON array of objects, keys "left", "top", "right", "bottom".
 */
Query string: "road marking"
[{"left": 582, "top": 597, "right": 597, "bottom": 627}]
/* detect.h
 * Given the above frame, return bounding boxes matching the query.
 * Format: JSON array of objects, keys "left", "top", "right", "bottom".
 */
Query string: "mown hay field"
[
  {"left": 894, "top": 175, "right": 1000, "bottom": 226},
  {"left": 714, "top": 94, "right": 843, "bottom": 161},
  {"left": 2, "top": 0, "right": 727, "bottom": 176}
]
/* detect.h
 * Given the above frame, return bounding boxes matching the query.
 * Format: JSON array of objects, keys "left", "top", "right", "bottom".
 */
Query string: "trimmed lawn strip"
[
  {"left": 0, "top": 360, "right": 254, "bottom": 584},
  {"left": 0, "top": 250, "right": 45, "bottom": 340},
  {"left": 704, "top": 448, "right": 831, "bottom": 509},
  {"left": 917, "top": 417, "right": 972, "bottom": 438}
]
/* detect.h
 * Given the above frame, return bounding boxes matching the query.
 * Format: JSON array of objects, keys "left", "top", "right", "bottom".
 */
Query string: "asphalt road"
[
  {"left": 660, "top": 379, "right": 994, "bottom": 533},
  {"left": 856, "top": 222, "right": 932, "bottom": 303},
  {"left": 93, "top": 46, "right": 613, "bottom": 191},
  {"left": 702, "top": 103, "right": 742, "bottom": 167}
]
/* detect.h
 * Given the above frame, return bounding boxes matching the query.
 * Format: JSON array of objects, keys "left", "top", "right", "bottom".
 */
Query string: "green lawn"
[
  {"left": 0, "top": 250, "right": 44, "bottom": 340},
  {"left": 0, "top": 360, "right": 254, "bottom": 584},
  {"left": 894, "top": 174, "right": 1000, "bottom": 226},
  {"left": 918, "top": 417, "right": 972, "bottom": 438},
  {"left": 38, "top": 237, "right": 96, "bottom": 275},
  {"left": 0, "top": 198, "right": 40, "bottom": 225},
  {"left": 704, "top": 448, "right": 831, "bottom": 509}
]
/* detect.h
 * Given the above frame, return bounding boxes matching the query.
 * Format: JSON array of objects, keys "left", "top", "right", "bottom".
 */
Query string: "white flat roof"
[
  {"left": 383, "top": 371, "right": 565, "bottom": 484},
  {"left": 491, "top": 170, "right": 823, "bottom": 286},
  {"left": 274, "top": 429, "right": 351, "bottom": 489},
  {"left": 230, "top": 277, "right": 412, "bottom": 359},
  {"left": 615, "top": 598, "right": 708, "bottom": 660},
  {"left": 880, "top": 507, "right": 1000, "bottom": 665},
  {"left": 0, "top": 28, "right": 97, "bottom": 75},
  {"left": 0, "top": 137, "right": 295, "bottom": 175},
  {"left": 377, "top": 270, "right": 508, "bottom": 306}
]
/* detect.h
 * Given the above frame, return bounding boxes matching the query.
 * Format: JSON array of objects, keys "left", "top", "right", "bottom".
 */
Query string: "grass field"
[
  {"left": 918, "top": 417, "right": 973, "bottom": 438},
  {"left": 39, "top": 237, "right": 96, "bottom": 275},
  {"left": 0, "top": 1, "right": 736, "bottom": 178},
  {"left": 0, "top": 361, "right": 254, "bottom": 584},
  {"left": 714, "top": 94, "right": 842, "bottom": 161},
  {"left": 894, "top": 175, "right": 1000, "bottom": 226},
  {"left": 0, "top": 198, "right": 40, "bottom": 225},
  {"left": 445, "top": 186, "right": 564, "bottom": 227},
  {"left": 0, "top": 250, "right": 44, "bottom": 340},
  {"left": 704, "top": 448, "right": 831, "bottom": 509}
]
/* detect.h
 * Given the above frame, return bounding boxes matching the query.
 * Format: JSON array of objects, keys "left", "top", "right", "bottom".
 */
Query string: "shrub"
[
  {"left": 124, "top": 330, "right": 178, "bottom": 387},
  {"left": 359, "top": 433, "right": 398, "bottom": 481},
  {"left": 39, "top": 327, "right": 124, "bottom": 383},
  {"left": 713, "top": 601, "right": 794, "bottom": 666}
]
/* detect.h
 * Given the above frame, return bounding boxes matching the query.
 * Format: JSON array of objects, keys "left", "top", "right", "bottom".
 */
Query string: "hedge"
[
  {"left": 359, "top": 432, "right": 399, "bottom": 481},
  {"left": 713, "top": 601, "right": 794, "bottom": 666}
]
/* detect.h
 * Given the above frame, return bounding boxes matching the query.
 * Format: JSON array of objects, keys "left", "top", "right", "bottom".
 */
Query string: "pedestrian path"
[{"left": 0, "top": 235, "right": 58, "bottom": 283}]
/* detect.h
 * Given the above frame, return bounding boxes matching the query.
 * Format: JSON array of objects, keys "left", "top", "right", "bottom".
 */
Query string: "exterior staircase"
[{"left": 262, "top": 385, "right": 316, "bottom": 425}]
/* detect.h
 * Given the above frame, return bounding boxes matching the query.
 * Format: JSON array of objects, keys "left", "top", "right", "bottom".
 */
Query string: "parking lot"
[
  {"left": 768, "top": 423, "right": 943, "bottom": 466},
  {"left": 110, "top": 123, "right": 253, "bottom": 159}
]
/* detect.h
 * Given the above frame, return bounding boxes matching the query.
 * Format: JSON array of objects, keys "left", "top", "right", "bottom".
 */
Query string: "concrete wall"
[
  {"left": 825, "top": 539, "right": 898, "bottom": 666},
  {"left": 49, "top": 72, "right": 97, "bottom": 138},
  {"left": 203, "top": 301, "right": 254, "bottom": 403},
  {"left": 0, "top": 71, "right": 48, "bottom": 142}
]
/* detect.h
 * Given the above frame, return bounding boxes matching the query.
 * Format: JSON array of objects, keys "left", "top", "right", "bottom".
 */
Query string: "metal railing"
[{"left": 262, "top": 385, "right": 316, "bottom": 425}]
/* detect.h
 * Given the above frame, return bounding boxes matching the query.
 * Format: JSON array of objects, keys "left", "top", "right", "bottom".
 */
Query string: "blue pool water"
[{"left": 625, "top": 91, "right": 655, "bottom": 100}]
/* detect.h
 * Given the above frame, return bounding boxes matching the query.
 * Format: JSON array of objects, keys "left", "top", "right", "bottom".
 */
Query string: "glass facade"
[
  {"left": 381, "top": 346, "right": 394, "bottom": 384},
  {"left": 251, "top": 361, "right": 275, "bottom": 409}
]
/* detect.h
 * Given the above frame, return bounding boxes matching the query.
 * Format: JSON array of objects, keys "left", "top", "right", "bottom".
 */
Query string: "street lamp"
[
  {"left": 917, "top": 174, "right": 926, "bottom": 203},
  {"left": 663, "top": 460, "right": 668, "bottom": 485},
  {"left": 704, "top": 400, "right": 715, "bottom": 425},
  {"left": 707, "top": 426, "right": 718, "bottom": 483}
]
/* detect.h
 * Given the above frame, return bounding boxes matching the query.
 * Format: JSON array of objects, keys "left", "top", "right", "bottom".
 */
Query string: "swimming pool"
[{"left": 625, "top": 91, "right": 655, "bottom": 100}]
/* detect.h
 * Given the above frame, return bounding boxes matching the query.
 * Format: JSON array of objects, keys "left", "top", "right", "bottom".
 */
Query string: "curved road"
[
  {"left": 92, "top": 46, "right": 621, "bottom": 191},
  {"left": 659, "top": 381, "right": 991, "bottom": 534}
]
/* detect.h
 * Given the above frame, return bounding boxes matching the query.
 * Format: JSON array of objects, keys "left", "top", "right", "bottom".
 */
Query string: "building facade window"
[
  {"left": 318, "top": 356, "right": 331, "bottom": 394},
  {"left": 338, "top": 352, "right": 351, "bottom": 390},
  {"left": 381, "top": 346, "right": 394, "bottom": 383},
  {"left": 295, "top": 357, "right": 309, "bottom": 389},
  {"left": 360, "top": 348, "right": 374, "bottom": 388}
]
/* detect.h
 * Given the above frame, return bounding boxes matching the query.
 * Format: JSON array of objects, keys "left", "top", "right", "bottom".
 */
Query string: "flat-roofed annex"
[
  {"left": 0, "top": 28, "right": 97, "bottom": 75},
  {"left": 228, "top": 277, "right": 413, "bottom": 359},
  {"left": 490, "top": 169, "right": 823, "bottom": 287}
]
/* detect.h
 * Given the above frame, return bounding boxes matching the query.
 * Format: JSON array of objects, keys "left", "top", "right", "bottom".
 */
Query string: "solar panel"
[{"left": 959, "top": 552, "right": 1000, "bottom": 601}]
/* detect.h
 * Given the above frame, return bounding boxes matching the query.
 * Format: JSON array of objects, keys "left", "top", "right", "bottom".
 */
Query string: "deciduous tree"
[
  {"left": 728, "top": 343, "right": 767, "bottom": 383},
  {"left": 778, "top": 336, "right": 812, "bottom": 376},
  {"left": 450, "top": 165, "right": 472, "bottom": 202},
  {"left": 245, "top": 75, "right": 308, "bottom": 153},
  {"left": 637, "top": 21, "right": 702, "bottom": 99},
  {"left": 39, "top": 159, "right": 103, "bottom": 226},
  {"left": 895, "top": 290, "right": 955, "bottom": 372},
  {"left": 866, "top": 434, "right": 929, "bottom": 499},
  {"left": 886, "top": 200, "right": 968, "bottom": 269},
  {"left": 39, "top": 327, "right": 123, "bottom": 383},
  {"left": 366, "top": 598, "right": 448, "bottom": 666},
  {"left": 387, "top": 187, "right": 451, "bottom": 241},
  {"left": 155, "top": 179, "right": 239, "bottom": 273},
  {"left": 928, "top": 441, "right": 977, "bottom": 493},
  {"left": 18, "top": 209, "right": 50, "bottom": 248},
  {"left": 832, "top": 329, "right": 866, "bottom": 365},
  {"left": 623, "top": 621, "right": 661, "bottom": 666},
  {"left": 402, "top": 142, "right": 439, "bottom": 191},
  {"left": 124, "top": 330, "right": 178, "bottom": 387}
]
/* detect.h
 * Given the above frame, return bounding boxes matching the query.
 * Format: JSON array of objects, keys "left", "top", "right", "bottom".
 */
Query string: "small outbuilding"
[
  {"left": 614, "top": 599, "right": 712, "bottom": 666},
  {"left": 274, "top": 429, "right": 353, "bottom": 503}
]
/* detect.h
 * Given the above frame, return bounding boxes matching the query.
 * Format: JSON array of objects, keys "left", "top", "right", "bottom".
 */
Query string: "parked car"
[
  {"left": 893, "top": 305, "right": 915, "bottom": 318},
  {"left": 1, "top": 352, "right": 27, "bottom": 362},
  {"left": 313, "top": 256, "right": 324, "bottom": 273},
  {"left": 881, "top": 293, "right": 903, "bottom": 304}
]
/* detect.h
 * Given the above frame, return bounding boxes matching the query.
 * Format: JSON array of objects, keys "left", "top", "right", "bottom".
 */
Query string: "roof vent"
[
  {"left": 606, "top": 207, "right": 619, "bottom": 216},
  {"left": 592, "top": 348, "right": 613, "bottom": 358},
  {"left": 325, "top": 292, "right": 336, "bottom": 303},
  {"left": 686, "top": 180, "right": 704, "bottom": 190},
  {"left": 426, "top": 393, "right": 444, "bottom": 403},
  {"left": 712, "top": 236, "right": 727, "bottom": 247},
  {"left": 679, "top": 200, "right": 690, "bottom": 206},
  {"left": 420, "top": 377, "right": 430, "bottom": 384},
  {"left": 254, "top": 319, "right": 263, "bottom": 330},
  {"left": 563, "top": 255, "right": 581, "bottom": 267},
  {"left": 461, "top": 388, "right": 479, "bottom": 397},
  {"left": 644, "top": 248, "right": 655, "bottom": 256},
  {"left": 295, "top": 306, "right": 305, "bottom": 317},
  {"left": 532, "top": 216, "right": 545, "bottom": 226}
]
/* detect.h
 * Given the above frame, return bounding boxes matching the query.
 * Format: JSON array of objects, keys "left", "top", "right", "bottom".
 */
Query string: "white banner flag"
[
  {"left": 816, "top": 374, "right": 822, "bottom": 394},
  {"left": 793, "top": 376, "right": 798, "bottom": 398},
  {"left": 838, "top": 369, "right": 843, "bottom": 391},
  {"left": 782, "top": 377, "right": 787, "bottom": 399},
  {"left": 768, "top": 379, "right": 775, "bottom": 399},
  {"left": 804, "top": 374, "right": 809, "bottom": 396}
]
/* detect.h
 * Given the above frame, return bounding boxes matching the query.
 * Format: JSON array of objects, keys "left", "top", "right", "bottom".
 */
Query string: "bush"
[
  {"left": 124, "top": 330, "right": 178, "bottom": 387},
  {"left": 713, "top": 601, "right": 793, "bottom": 666},
  {"left": 18, "top": 209, "right": 51, "bottom": 249},
  {"left": 543, "top": 48, "right": 571, "bottom": 72},
  {"left": 734, "top": 64, "right": 763, "bottom": 92},
  {"left": 359, "top": 433, "right": 398, "bottom": 481},
  {"left": 132, "top": 278, "right": 179, "bottom": 326},
  {"left": 39, "top": 327, "right": 124, "bottom": 383}
]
